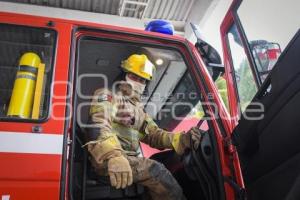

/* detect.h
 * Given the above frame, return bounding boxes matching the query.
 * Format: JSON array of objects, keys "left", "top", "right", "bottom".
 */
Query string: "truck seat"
[{"left": 74, "top": 124, "right": 145, "bottom": 200}]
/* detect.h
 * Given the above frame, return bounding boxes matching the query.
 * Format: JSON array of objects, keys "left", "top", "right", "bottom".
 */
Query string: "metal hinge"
[
  {"left": 67, "top": 135, "right": 73, "bottom": 145},
  {"left": 223, "top": 136, "right": 237, "bottom": 154}
]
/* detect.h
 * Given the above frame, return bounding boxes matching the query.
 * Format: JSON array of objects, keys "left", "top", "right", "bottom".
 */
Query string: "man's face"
[
  {"left": 126, "top": 73, "right": 146, "bottom": 84},
  {"left": 125, "top": 73, "right": 147, "bottom": 95}
]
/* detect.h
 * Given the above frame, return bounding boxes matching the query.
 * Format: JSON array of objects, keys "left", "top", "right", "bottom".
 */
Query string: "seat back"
[
  {"left": 76, "top": 39, "right": 139, "bottom": 126},
  {"left": 233, "top": 30, "right": 300, "bottom": 200},
  {"left": 74, "top": 38, "right": 147, "bottom": 200}
]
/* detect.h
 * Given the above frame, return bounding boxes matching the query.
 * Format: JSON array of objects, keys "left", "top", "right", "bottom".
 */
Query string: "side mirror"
[
  {"left": 194, "top": 38, "right": 224, "bottom": 81},
  {"left": 207, "top": 63, "right": 224, "bottom": 81},
  {"left": 250, "top": 40, "right": 281, "bottom": 77},
  {"left": 191, "top": 23, "right": 224, "bottom": 81}
]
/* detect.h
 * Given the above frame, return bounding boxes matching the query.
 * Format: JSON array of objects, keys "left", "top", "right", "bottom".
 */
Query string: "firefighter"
[{"left": 85, "top": 54, "right": 202, "bottom": 200}]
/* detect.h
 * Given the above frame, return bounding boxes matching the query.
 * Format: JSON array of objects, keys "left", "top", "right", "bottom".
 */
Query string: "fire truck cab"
[{"left": 0, "top": 0, "right": 300, "bottom": 200}]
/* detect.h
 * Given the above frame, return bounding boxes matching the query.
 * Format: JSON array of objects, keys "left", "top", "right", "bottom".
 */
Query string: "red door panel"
[{"left": 0, "top": 13, "right": 72, "bottom": 200}]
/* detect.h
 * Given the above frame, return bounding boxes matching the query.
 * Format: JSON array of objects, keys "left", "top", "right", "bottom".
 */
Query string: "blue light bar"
[{"left": 145, "top": 20, "right": 174, "bottom": 35}]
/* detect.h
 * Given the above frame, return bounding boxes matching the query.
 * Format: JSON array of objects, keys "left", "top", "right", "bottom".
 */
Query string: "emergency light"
[{"left": 145, "top": 20, "right": 174, "bottom": 35}]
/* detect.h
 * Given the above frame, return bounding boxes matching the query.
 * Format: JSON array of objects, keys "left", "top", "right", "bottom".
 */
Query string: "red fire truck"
[{"left": 0, "top": 0, "right": 299, "bottom": 200}]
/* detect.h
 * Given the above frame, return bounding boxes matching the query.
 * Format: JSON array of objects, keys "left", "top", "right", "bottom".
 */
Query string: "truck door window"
[
  {"left": 227, "top": 24, "right": 257, "bottom": 111},
  {"left": 154, "top": 72, "right": 203, "bottom": 131},
  {"left": 237, "top": 0, "right": 300, "bottom": 82},
  {"left": 0, "top": 24, "right": 56, "bottom": 121},
  {"left": 75, "top": 37, "right": 206, "bottom": 133}
]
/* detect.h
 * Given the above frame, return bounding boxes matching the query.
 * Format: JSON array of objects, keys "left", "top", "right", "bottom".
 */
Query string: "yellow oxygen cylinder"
[{"left": 7, "top": 52, "right": 41, "bottom": 118}]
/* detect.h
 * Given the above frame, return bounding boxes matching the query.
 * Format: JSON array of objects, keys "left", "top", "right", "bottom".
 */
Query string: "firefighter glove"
[
  {"left": 187, "top": 127, "right": 202, "bottom": 150},
  {"left": 107, "top": 155, "right": 133, "bottom": 189},
  {"left": 171, "top": 127, "right": 202, "bottom": 155}
]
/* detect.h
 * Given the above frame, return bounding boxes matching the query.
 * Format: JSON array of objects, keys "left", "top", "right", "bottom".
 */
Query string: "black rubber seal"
[{"left": 19, "top": 65, "right": 38, "bottom": 74}]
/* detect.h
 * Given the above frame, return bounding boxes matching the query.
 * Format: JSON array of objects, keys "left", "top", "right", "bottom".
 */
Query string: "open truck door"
[
  {"left": 221, "top": 0, "right": 300, "bottom": 199},
  {"left": 220, "top": 0, "right": 299, "bottom": 123},
  {"left": 69, "top": 23, "right": 243, "bottom": 200}
]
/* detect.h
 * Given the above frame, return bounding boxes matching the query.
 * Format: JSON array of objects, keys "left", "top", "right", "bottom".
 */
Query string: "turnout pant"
[
  {"left": 93, "top": 155, "right": 186, "bottom": 200},
  {"left": 127, "top": 156, "right": 186, "bottom": 200}
]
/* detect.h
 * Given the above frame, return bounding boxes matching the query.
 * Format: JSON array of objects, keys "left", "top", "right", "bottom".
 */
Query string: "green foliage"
[
  {"left": 215, "top": 76, "right": 229, "bottom": 111},
  {"left": 236, "top": 60, "right": 257, "bottom": 111}
]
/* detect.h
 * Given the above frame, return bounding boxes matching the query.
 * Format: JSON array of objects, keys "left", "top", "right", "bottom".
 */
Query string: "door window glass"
[
  {"left": 237, "top": 0, "right": 300, "bottom": 81},
  {"left": 154, "top": 72, "right": 203, "bottom": 131},
  {"left": 75, "top": 37, "right": 205, "bottom": 132},
  {"left": 0, "top": 24, "right": 56, "bottom": 120},
  {"left": 227, "top": 24, "right": 257, "bottom": 112}
]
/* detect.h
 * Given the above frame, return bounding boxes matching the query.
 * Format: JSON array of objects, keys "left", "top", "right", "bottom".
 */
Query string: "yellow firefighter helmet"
[{"left": 121, "top": 54, "right": 155, "bottom": 80}]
